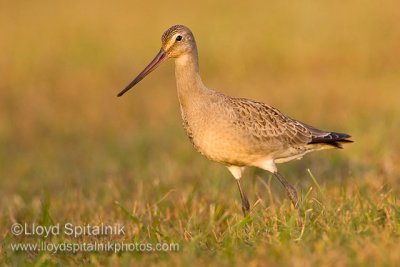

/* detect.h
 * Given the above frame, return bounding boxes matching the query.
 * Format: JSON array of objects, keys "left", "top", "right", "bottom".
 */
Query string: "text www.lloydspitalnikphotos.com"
[
  {"left": 10, "top": 241, "right": 180, "bottom": 253},
  {"left": 8, "top": 222, "right": 180, "bottom": 253}
]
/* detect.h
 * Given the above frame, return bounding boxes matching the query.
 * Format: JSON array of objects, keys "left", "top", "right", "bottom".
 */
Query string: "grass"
[{"left": 1, "top": 0, "right": 400, "bottom": 266}]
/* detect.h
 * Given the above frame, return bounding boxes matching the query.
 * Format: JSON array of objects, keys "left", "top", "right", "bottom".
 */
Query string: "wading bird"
[{"left": 117, "top": 25, "right": 352, "bottom": 215}]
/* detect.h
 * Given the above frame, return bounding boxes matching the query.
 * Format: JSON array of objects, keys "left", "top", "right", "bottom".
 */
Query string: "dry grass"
[{"left": 1, "top": 0, "right": 400, "bottom": 266}]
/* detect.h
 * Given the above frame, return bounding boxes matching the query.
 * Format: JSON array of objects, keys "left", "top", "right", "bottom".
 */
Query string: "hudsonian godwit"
[{"left": 117, "top": 25, "right": 353, "bottom": 215}]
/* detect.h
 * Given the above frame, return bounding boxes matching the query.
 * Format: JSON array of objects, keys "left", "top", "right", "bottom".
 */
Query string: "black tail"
[{"left": 308, "top": 132, "right": 354, "bottom": 149}]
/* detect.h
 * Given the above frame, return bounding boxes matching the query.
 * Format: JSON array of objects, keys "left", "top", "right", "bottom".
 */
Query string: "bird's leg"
[
  {"left": 236, "top": 179, "right": 250, "bottom": 216},
  {"left": 274, "top": 172, "right": 298, "bottom": 208}
]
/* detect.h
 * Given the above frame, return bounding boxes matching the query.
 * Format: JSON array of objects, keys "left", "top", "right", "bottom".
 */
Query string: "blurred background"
[{"left": 1, "top": 0, "right": 400, "bottom": 239}]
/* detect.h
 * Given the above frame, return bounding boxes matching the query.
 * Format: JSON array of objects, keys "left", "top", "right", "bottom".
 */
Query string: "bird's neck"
[{"left": 174, "top": 49, "right": 206, "bottom": 108}]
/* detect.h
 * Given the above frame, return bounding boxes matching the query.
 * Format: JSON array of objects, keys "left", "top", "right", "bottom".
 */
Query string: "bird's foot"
[
  {"left": 286, "top": 184, "right": 299, "bottom": 208},
  {"left": 241, "top": 195, "right": 250, "bottom": 216},
  {"left": 274, "top": 172, "right": 299, "bottom": 208}
]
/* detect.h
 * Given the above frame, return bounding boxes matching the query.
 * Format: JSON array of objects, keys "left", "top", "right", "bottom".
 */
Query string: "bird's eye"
[{"left": 176, "top": 35, "right": 182, "bottom": 41}]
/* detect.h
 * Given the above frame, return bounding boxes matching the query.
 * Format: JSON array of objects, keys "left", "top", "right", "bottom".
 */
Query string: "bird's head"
[
  {"left": 117, "top": 25, "right": 196, "bottom": 97},
  {"left": 161, "top": 25, "right": 196, "bottom": 58}
]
